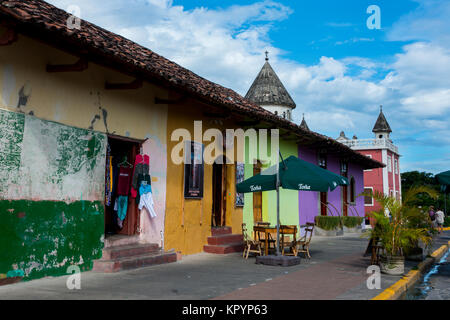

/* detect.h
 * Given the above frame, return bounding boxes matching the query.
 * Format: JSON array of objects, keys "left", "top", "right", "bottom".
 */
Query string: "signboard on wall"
[
  {"left": 235, "top": 162, "right": 245, "bottom": 207},
  {"left": 183, "top": 141, "right": 204, "bottom": 198}
]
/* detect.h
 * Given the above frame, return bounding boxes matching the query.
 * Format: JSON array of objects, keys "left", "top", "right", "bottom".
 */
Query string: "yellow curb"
[
  {"left": 372, "top": 241, "right": 450, "bottom": 300},
  {"left": 443, "top": 227, "right": 450, "bottom": 231}
]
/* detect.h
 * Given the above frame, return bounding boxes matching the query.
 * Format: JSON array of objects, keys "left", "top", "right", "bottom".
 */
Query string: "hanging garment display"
[
  {"left": 105, "top": 144, "right": 113, "bottom": 206},
  {"left": 131, "top": 154, "right": 150, "bottom": 198},
  {"left": 116, "top": 195, "right": 128, "bottom": 227},
  {"left": 138, "top": 182, "right": 157, "bottom": 219},
  {"left": 117, "top": 165, "right": 133, "bottom": 196},
  {"left": 135, "top": 173, "right": 151, "bottom": 204}
]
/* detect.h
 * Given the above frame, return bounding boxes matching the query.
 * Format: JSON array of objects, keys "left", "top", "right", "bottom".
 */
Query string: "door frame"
[{"left": 105, "top": 134, "right": 145, "bottom": 237}]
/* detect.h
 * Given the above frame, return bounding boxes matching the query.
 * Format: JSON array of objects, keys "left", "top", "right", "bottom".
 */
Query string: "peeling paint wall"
[
  {"left": 0, "top": 110, "right": 106, "bottom": 201},
  {"left": 0, "top": 108, "right": 106, "bottom": 280}
]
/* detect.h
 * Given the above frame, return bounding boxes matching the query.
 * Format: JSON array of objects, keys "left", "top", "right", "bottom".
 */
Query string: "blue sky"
[{"left": 48, "top": 0, "right": 450, "bottom": 174}]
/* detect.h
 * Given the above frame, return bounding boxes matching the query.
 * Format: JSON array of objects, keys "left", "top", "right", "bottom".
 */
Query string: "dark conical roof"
[
  {"left": 300, "top": 114, "right": 309, "bottom": 131},
  {"left": 372, "top": 106, "right": 392, "bottom": 133},
  {"left": 245, "top": 61, "right": 296, "bottom": 109}
]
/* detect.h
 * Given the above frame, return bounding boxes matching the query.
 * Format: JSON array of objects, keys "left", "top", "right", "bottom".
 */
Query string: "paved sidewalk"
[{"left": 0, "top": 231, "right": 448, "bottom": 300}]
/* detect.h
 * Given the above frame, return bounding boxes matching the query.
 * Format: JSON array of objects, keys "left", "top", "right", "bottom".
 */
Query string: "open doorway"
[
  {"left": 212, "top": 157, "right": 227, "bottom": 227},
  {"left": 104, "top": 135, "right": 142, "bottom": 237}
]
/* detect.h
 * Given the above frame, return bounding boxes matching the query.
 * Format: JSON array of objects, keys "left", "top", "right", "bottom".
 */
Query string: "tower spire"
[
  {"left": 300, "top": 113, "right": 310, "bottom": 131},
  {"left": 265, "top": 50, "right": 269, "bottom": 61}
]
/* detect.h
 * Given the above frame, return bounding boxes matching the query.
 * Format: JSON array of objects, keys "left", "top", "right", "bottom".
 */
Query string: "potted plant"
[{"left": 366, "top": 186, "right": 437, "bottom": 275}]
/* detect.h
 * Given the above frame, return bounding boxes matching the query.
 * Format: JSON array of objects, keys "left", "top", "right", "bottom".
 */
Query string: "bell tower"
[{"left": 372, "top": 105, "right": 392, "bottom": 141}]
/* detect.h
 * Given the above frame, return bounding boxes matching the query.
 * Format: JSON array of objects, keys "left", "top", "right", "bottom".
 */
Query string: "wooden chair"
[
  {"left": 367, "top": 237, "right": 384, "bottom": 265},
  {"left": 255, "top": 221, "right": 276, "bottom": 253},
  {"left": 284, "top": 223, "right": 315, "bottom": 258},
  {"left": 242, "top": 223, "right": 262, "bottom": 259}
]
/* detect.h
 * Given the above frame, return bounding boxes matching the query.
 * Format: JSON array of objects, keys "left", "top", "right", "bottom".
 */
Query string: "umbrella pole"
[
  {"left": 444, "top": 194, "right": 447, "bottom": 215},
  {"left": 276, "top": 152, "right": 280, "bottom": 256}
]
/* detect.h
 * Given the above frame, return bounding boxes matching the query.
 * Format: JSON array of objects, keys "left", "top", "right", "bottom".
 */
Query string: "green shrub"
[
  {"left": 314, "top": 216, "right": 342, "bottom": 230},
  {"left": 342, "top": 216, "right": 363, "bottom": 228}
]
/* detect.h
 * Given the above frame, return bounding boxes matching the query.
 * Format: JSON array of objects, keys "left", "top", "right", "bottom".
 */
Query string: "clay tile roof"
[
  {"left": 0, "top": 0, "right": 384, "bottom": 170},
  {"left": 245, "top": 61, "right": 296, "bottom": 108}
]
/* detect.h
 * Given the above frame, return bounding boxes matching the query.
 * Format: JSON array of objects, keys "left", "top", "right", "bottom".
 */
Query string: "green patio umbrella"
[
  {"left": 436, "top": 170, "right": 450, "bottom": 214},
  {"left": 237, "top": 154, "right": 348, "bottom": 255}
]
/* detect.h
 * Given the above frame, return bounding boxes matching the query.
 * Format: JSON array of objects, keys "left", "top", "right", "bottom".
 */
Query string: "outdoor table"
[{"left": 253, "top": 225, "right": 297, "bottom": 256}]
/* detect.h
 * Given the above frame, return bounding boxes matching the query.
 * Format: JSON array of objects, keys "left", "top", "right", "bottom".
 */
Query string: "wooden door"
[
  {"left": 221, "top": 164, "right": 227, "bottom": 226},
  {"left": 253, "top": 161, "right": 262, "bottom": 223},
  {"left": 320, "top": 192, "right": 327, "bottom": 216},
  {"left": 342, "top": 186, "right": 348, "bottom": 216},
  {"left": 212, "top": 162, "right": 224, "bottom": 226}
]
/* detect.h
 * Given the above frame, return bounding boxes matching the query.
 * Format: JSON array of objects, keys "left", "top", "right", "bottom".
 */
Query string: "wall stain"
[
  {"left": 88, "top": 114, "right": 100, "bottom": 130},
  {"left": 16, "top": 84, "right": 31, "bottom": 111}
]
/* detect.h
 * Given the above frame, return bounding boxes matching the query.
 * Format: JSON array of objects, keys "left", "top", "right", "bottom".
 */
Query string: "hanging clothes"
[
  {"left": 116, "top": 195, "right": 128, "bottom": 227},
  {"left": 138, "top": 182, "right": 157, "bottom": 219},
  {"left": 131, "top": 154, "right": 150, "bottom": 198},
  {"left": 105, "top": 144, "right": 113, "bottom": 206},
  {"left": 135, "top": 173, "right": 151, "bottom": 204},
  {"left": 117, "top": 166, "right": 133, "bottom": 196}
]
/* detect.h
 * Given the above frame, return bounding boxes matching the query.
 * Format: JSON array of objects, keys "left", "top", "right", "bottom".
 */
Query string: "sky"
[{"left": 47, "top": 0, "right": 450, "bottom": 174}]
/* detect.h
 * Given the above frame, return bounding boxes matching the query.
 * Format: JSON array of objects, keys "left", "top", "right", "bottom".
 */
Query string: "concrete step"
[
  {"left": 211, "top": 226, "right": 232, "bottom": 236},
  {"left": 104, "top": 234, "right": 140, "bottom": 248},
  {"left": 93, "top": 250, "right": 178, "bottom": 273},
  {"left": 101, "top": 243, "right": 160, "bottom": 260},
  {"left": 207, "top": 234, "right": 243, "bottom": 246},
  {"left": 203, "top": 242, "right": 244, "bottom": 254}
]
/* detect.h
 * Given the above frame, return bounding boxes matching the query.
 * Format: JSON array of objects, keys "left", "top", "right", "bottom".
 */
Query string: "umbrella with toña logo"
[{"left": 236, "top": 154, "right": 348, "bottom": 258}]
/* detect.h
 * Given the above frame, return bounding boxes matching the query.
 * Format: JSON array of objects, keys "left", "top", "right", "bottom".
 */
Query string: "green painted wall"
[
  {"left": 0, "top": 108, "right": 106, "bottom": 280},
  {"left": 0, "top": 200, "right": 104, "bottom": 280},
  {"left": 242, "top": 134, "right": 299, "bottom": 238},
  {"left": 262, "top": 139, "right": 299, "bottom": 231}
]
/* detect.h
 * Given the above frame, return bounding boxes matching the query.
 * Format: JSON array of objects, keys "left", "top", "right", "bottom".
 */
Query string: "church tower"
[
  {"left": 337, "top": 106, "right": 401, "bottom": 217},
  {"left": 372, "top": 106, "right": 392, "bottom": 141},
  {"left": 245, "top": 52, "right": 296, "bottom": 121}
]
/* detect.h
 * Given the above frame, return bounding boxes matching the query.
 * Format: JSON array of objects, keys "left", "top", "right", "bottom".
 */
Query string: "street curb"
[{"left": 372, "top": 240, "right": 450, "bottom": 300}]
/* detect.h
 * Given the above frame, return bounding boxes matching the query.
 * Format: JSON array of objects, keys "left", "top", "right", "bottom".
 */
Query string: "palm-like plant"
[{"left": 367, "top": 186, "right": 438, "bottom": 258}]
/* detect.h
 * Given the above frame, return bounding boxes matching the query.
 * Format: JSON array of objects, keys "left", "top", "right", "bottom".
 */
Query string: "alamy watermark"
[
  {"left": 366, "top": 5, "right": 381, "bottom": 30},
  {"left": 170, "top": 121, "right": 279, "bottom": 166},
  {"left": 366, "top": 265, "right": 381, "bottom": 290},
  {"left": 66, "top": 5, "right": 81, "bottom": 30},
  {"left": 66, "top": 265, "right": 81, "bottom": 290}
]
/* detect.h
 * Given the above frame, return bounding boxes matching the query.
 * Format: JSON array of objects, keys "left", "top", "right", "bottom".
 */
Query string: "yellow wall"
[
  {"left": 0, "top": 28, "right": 168, "bottom": 139},
  {"left": 164, "top": 99, "right": 243, "bottom": 255}
]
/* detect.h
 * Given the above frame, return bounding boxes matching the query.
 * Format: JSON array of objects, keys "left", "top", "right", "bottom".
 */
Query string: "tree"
[{"left": 401, "top": 171, "right": 448, "bottom": 211}]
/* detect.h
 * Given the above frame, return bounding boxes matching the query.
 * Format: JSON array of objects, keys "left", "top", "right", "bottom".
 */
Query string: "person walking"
[
  {"left": 428, "top": 206, "right": 436, "bottom": 229},
  {"left": 435, "top": 208, "right": 444, "bottom": 234}
]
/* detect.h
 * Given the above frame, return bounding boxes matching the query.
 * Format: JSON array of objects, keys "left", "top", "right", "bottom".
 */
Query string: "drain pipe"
[{"left": 160, "top": 230, "right": 164, "bottom": 251}]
